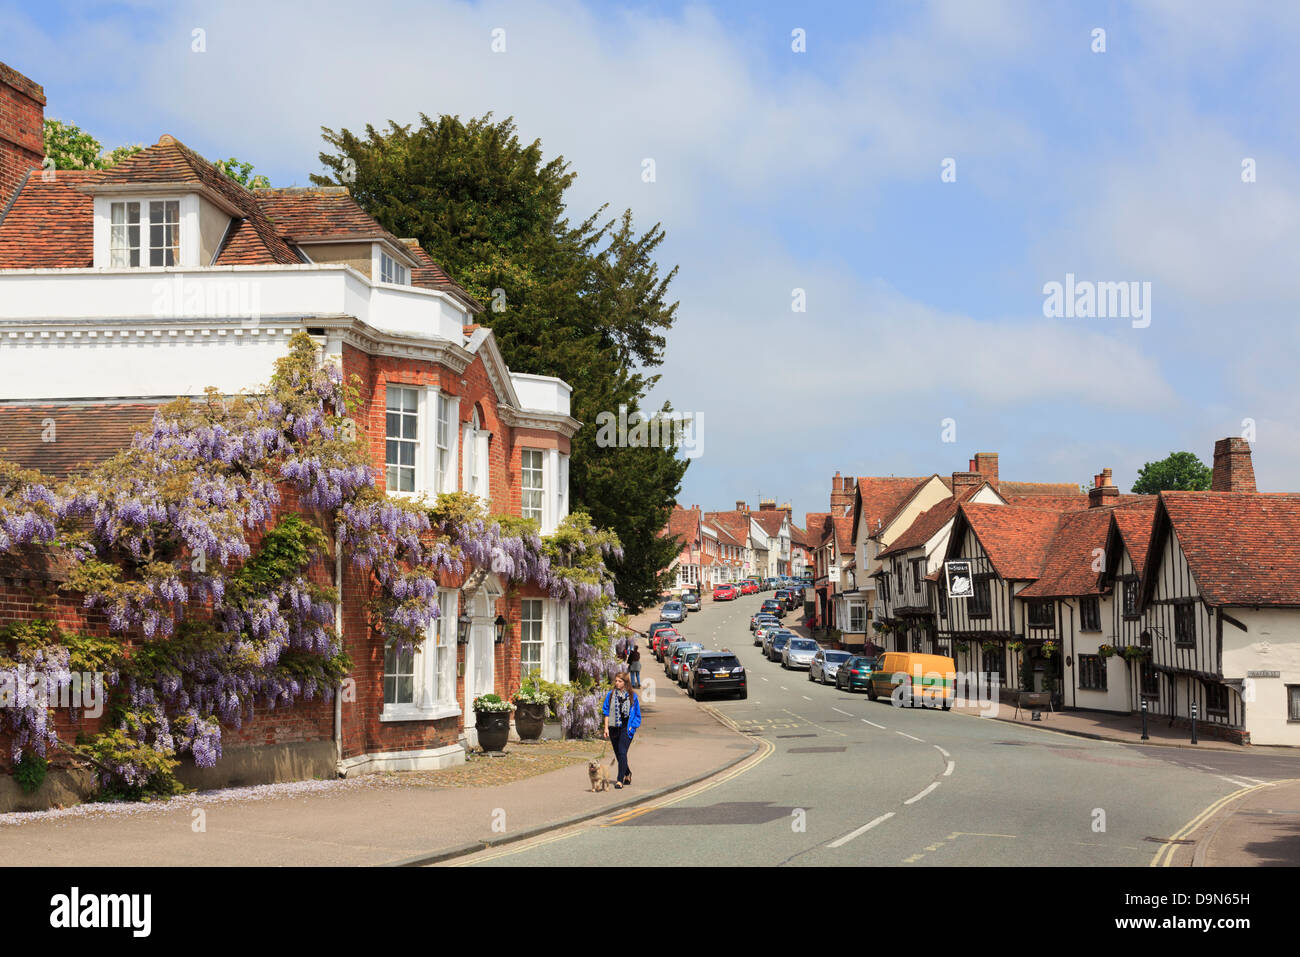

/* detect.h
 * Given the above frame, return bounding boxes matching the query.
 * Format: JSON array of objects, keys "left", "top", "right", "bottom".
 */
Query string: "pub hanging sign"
[{"left": 945, "top": 560, "right": 973, "bottom": 599}]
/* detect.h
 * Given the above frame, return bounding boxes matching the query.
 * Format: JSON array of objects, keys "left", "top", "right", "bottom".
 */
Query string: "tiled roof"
[
  {"left": 832, "top": 515, "right": 854, "bottom": 554},
  {"left": 1153, "top": 492, "right": 1300, "bottom": 606},
  {"left": 750, "top": 509, "right": 787, "bottom": 537},
  {"left": 1004, "top": 494, "right": 1089, "bottom": 512},
  {"left": 712, "top": 521, "right": 745, "bottom": 547},
  {"left": 1000, "top": 481, "right": 1084, "bottom": 498},
  {"left": 1017, "top": 508, "right": 1115, "bottom": 598},
  {"left": 705, "top": 511, "right": 753, "bottom": 547},
  {"left": 855, "top": 476, "right": 932, "bottom": 539},
  {"left": 663, "top": 505, "right": 700, "bottom": 544},
  {"left": 0, "top": 137, "right": 474, "bottom": 304},
  {"left": 878, "top": 496, "right": 962, "bottom": 559},
  {"left": 957, "top": 504, "right": 1066, "bottom": 581},
  {"left": 0, "top": 170, "right": 97, "bottom": 267},
  {"left": 1111, "top": 499, "right": 1158, "bottom": 575},
  {"left": 0, "top": 403, "right": 158, "bottom": 478}
]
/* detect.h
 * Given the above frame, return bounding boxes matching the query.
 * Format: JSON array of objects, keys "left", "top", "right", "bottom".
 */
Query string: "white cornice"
[{"left": 77, "top": 181, "right": 245, "bottom": 218}]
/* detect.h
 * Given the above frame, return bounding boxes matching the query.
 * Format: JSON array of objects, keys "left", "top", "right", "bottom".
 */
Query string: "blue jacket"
[{"left": 603, "top": 690, "right": 642, "bottom": 739}]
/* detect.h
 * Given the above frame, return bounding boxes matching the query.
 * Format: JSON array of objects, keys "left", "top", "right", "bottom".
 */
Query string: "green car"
[{"left": 835, "top": 655, "right": 878, "bottom": 693}]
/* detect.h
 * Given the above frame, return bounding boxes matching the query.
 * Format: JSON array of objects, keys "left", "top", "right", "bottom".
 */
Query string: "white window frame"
[
  {"left": 520, "top": 598, "right": 544, "bottom": 680},
  {"left": 548, "top": 599, "right": 569, "bottom": 684},
  {"left": 378, "top": 248, "right": 409, "bottom": 285},
  {"left": 521, "top": 449, "right": 545, "bottom": 523},
  {"left": 95, "top": 194, "right": 199, "bottom": 268},
  {"left": 384, "top": 384, "right": 421, "bottom": 494},
  {"left": 382, "top": 588, "right": 461, "bottom": 722}
]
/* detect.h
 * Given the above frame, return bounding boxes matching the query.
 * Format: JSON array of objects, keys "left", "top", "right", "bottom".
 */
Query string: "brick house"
[{"left": 0, "top": 62, "right": 578, "bottom": 802}]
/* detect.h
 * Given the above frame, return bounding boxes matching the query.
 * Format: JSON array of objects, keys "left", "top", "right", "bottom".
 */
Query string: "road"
[{"left": 452, "top": 592, "right": 1297, "bottom": 866}]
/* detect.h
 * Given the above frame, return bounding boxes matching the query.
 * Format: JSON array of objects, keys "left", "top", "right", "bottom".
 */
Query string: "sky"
[{"left": 4, "top": 0, "right": 1299, "bottom": 522}]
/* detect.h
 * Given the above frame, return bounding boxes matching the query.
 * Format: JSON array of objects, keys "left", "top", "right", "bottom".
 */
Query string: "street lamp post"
[
  {"left": 1140, "top": 696, "right": 1149, "bottom": 741},
  {"left": 1190, "top": 699, "right": 1198, "bottom": 746}
]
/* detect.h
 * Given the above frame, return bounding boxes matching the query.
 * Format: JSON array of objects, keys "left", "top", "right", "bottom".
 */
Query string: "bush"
[{"left": 14, "top": 752, "right": 47, "bottom": 794}]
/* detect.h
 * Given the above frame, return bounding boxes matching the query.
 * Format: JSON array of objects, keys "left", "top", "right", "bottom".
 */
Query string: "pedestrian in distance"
[
  {"left": 628, "top": 638, "right": 642, "bottom": 689},
  {"left": 602, "top": 671, "right": 641, "bottom": 789}
]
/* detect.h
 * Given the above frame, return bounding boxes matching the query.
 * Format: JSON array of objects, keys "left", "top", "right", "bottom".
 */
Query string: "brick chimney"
[
  {"left": 1211, "top": 438, "right": 1256, "bottom": 493},
  {"left": 759, "top": 498, "right": 776, "bottom": 511},
  {"left": 830, "top": 471, "right": 855, "bottom": 513},
  {"left": 1089, "top": 468, "right": 1119, "bottom": 508},
  {"left": 735, "top": 500, "right": 746, "bottom": 513},
  {"left": 952, "top": 462, "right": 982, "bottom": 499},
  {"left": 0, "top": 62, "right": 45, "bottom": 207},
  {"left": 973, "top": 452, "right": 999, "bottom": 488}
]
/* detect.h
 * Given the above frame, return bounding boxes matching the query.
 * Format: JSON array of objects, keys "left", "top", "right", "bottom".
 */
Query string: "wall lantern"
[
  {"left": 494, "top": 614, "right": 508, "bottom": 645},
  {"left": 457, "top": 613, "right": 472, "bottom": 645}
]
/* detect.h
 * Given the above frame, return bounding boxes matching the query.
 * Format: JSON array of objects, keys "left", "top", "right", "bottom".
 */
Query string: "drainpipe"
[{"left": 334, "top": 527, "right": 345, "bottom": 777}]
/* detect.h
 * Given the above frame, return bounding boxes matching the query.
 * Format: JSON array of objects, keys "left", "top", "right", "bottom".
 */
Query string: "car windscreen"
[
  {"left": 699, "top": 655, "right": 741, "bottom": 670},
  {"left": 789, "top": 639, "right": 818, "bottom": 651},
  {"left": 772, "top": 635, "right": 791, "bottom": 648},
  {"left": 825, "top": 651, "right": 852, "bottom": 662}
]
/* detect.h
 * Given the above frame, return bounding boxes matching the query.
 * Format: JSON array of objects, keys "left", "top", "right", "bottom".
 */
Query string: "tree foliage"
[
  {"left": 42, "top": 119, "right": 269, "bottom": 187},
  {"left": 1130, "top": 452, "right": 1213, "bottom": 494},
  {"left": 312, "top": 114, "right": 686, "bottom": 611}
]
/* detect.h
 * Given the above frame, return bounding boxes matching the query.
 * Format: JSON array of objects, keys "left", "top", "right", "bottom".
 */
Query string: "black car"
[
  {"left": 688, "top": 650, "right": 747, "bottom": 700},
  {"left": 760, "top": 598, "right": 786, "bottom": 619},
  {"left": 835, "top": 655, "right": 878, "bottom": 692},
  {"left": 774, "top": 589, "right": 797, "bottom": 610},
  {"left": 766, "top": 631, "right": 794, "bottom": 661}
]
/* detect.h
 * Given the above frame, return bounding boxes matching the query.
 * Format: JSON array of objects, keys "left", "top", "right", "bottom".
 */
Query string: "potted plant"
[
  {"left": 1121, "top": 645, "right": 1148, "bottom": 662},
  {"left": 512, "top": 677, "right": 550, "bottom": 742},
  {"left": 472, "top": 693, "right": 515, "bottom": 752},
  {"left": 1042, "top": 640, "right": 1058, "bottom": 658},
  {"left": 1097, "top": 643, "right": 1116, "bottom": 660},
  {"left": 981, "top": 639, "right": 1001, "bottom": 655},
  {"left": 1008, "top": 640, "right": 1024, "bottom": 653}
]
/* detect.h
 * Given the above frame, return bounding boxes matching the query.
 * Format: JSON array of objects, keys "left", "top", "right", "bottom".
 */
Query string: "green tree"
[
  {"left": 213, "top": 157, "right": 271, "bottom": 189},
  {"left": 313, "top": 114, "right": 686, "bottom": 611},
  {"left": 1130, "top": 452, "right": 1213, "bottom": 494}
]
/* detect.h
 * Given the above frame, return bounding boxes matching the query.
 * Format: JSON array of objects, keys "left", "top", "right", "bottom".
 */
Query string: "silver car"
[
  {"left": 661, "top": 601, "right": 686, "bottom": 623},
  {"left": 809, "top": 649, "right": 852, "bottom": 684},
  {"left": 667, "top": 642, "right": 702, "bottom": 680},
  {"left": 764, "top": 629, "right": 795, "bottom": 660},
  {"left": 682, "top": 592, "right": 701, "bottom": 612},
  {"left": 781, "top": 636, "right": 820, "bottom": 670}
]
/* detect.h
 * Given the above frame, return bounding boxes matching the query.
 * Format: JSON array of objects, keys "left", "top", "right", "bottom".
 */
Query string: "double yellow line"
[{"left": 1149, "top": 780, "right": 1275, "bottom": 866}]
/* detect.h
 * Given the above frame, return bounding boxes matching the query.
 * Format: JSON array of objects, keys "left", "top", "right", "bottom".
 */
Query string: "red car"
[
  {"left": 653, "top": 629, "right": 681, "bottom": 660},
  {"left": 740, "top": 581, "right": 759, "bottom": 595},
  {"left": 712, "top": 584, "right": 737, "bottom": 601}
]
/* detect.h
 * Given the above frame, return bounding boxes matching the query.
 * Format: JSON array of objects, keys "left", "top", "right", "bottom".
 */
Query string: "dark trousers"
[{"left": 608, "top": 724, "right": 631, "bottom": 782}]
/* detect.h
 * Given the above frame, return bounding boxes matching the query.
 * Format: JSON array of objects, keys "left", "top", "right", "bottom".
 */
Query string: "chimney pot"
[{"left": 1089, "top": 468, "right": 1119, "bottom": 508}]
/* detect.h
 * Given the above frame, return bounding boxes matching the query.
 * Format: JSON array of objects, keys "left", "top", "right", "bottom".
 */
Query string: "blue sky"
[{"left": 5, "top": 0, "right": 1299, "bottom": 521}]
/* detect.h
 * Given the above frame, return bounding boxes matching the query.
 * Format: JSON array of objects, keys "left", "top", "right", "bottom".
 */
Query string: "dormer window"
[
  {"left": 110, "top": 200, "right": 180, "bottom": 267},
  {"left": 380, "top": 250, "right": 408, "bottom": 285}
]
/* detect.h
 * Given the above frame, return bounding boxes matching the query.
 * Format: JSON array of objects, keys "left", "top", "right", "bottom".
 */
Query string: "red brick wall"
[{"left": 0, "top": 62, "right": 44, "bottom": 207}]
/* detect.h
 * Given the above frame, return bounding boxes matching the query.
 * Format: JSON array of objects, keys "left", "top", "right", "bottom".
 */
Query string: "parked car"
[
  {"left": 753, "top": 621, "right": 782, "bottom": 647},
  {"left": 740, "top": 580, "right": 759, "bottom": 595},
  {"left": 667, "top": 642, "right": 703, "bottom": 680},
  {"left": 661, "top": 600, "right": 686, "bottom": 623},
  {"left": 653, "top": 629, "right": 682, "bottom": 660},
  {"left": 781, "top": 636, "right": 820, "bottom": 669},
  {"left": 869, "top": 652, "right": 957, "bottom": 709},
  {"left": 713, "top": 583, "right": 738, "bottom": 601},
  {"left": 647, "top": 621, "right": 675, "bottom": 646},
  {"left": 682, "top": 591, "right": 701, "bottom": 612},
  {"left": 750, "top": 612, "right": 780, "bottom": 632},
  {"left": 677, "top": 649, "right": 703, "bottom": 688},
  {"left": 835, "top": 655, "right": 877, "bottom": 692},
  {"left": 810, "top": 649, "right": 853, "bottom": 684},
  {"left": 760, "top": 598, "right": 786, "bottom": 619},
  {"left": 766, "top": 631, "right": 794, "bottom": 661},
  {"left": 688, "top": 650, "right": 746, "bottom": 700},
  {"left": 662, "top": 639, "right": 689, "bottom": 670},
  {"left": 774, "top": 589, "right": 796, "bottom": 611}
]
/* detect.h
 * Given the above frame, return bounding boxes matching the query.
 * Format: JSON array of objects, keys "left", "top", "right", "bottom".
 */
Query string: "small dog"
[{"left": 588, "top": 756, "right": 615, "bottom": 792}]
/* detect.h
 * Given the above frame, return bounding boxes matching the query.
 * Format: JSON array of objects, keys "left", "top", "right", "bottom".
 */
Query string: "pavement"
[{"left": 0, "top": 622, "right": 753, "bottom": 865}]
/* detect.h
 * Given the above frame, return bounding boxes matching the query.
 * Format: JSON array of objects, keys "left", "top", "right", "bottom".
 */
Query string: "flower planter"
[
  {"left": 475, "top": 710, "right": 511, "bottom": 752},
  {"left": 514, "top": 702, "right": 547, "bottom": 741}
]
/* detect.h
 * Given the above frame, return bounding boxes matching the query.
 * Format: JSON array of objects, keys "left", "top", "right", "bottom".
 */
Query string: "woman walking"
[
  {"left": 628, "top": 638, "right": 642, "bottom": 689},
  {"left": 602, "top": 671, "right": 641, "bottom": 789}
]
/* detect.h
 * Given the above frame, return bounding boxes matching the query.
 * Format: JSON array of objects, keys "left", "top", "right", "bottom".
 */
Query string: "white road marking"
[
  {"left": 1238, "top": 776, "right": 1267, "bottom": 785},
  {"left": 933, "top": 745, "right": 950, "bottom": 758},
  {"left": 802, "top": 695, "right": 812, "bottom": 701},
  {"left": 1218, "top": 775, "right": 1255, "bottom": 788},
  {"left": 827, "top": 812, "right": 895, "bottom": 848},
  {"left": 896, "top": 731, "right": 925, "bottom": 743},
  {"left": 862, "top": 719, "right": 886, "bottom": 729},
  {"left": 761, "top": 677, "right": 769, "bottom": 682},
  {"left": 944, "top": 761, "right": 955, "bottom": 777},
  {"left": 904, "top": 782, "right": 939, "bottom": 805},
  {"left": 832, "top": 707, "right": 854, "bottom": 717},
  {"left": 780, "top": 686, "right": 788, "bottom": 691}
]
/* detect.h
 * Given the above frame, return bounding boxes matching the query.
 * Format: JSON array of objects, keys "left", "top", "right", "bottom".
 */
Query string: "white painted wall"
[{"left": 1224, "top": 607, "right": 1300, "bottom": 746}]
